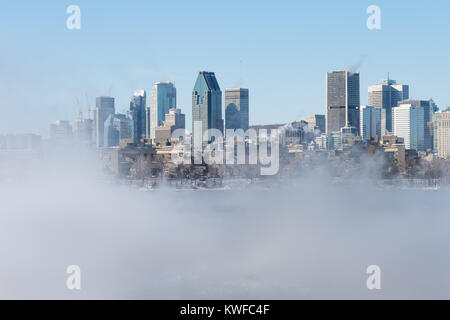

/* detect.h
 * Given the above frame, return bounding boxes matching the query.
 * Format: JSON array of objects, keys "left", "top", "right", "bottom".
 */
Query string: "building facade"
[
  {"left": 74, "top": 112, "right": 94, "bottom": 147},
  {"left": 149, "top": 82, "right": 176, "bottom": 140},
  {"left": 304, "top": 114, "right": 326, "bottom": 134},
  {"left": 192, "top": 71, "right": 223, "bottom": 145},
  {"left": 326, "top": 71, "right": 360, "bottom": 134},
  {"left": 130, "top": 89, "right": 146, "bottom": 143},
  {"left": 154, "top": 108, "right": 186, "bottom": 145},
  {"left": 437, "top": 112, "right": 450, "bottom": 159},
  {"left": 392, "top": 104, "right": 425, "bottom": 151},
  {"left": 50, "top": 120, "right": 73, "bottom": 145},
  {"left": 225, "top": 88, "right": 249, "bottom": 132},
  {"left": 360, "top": 106, "right": 383, "bottom": 141},
  {"left": 398, "top": 99, "right": 435, "bottom": 151},
  {"left": 95, "top": 96, "right": 115, "bottom": 148},
  {"left": 368, "top": 79, "right": 409, "bottom": 133},
  {"left": 104, "top": 114, "right": 134, "bottom": 147}
]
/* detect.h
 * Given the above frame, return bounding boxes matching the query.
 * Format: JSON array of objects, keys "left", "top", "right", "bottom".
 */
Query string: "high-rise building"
[
  {"left": 50, "top": 120, "right": 73, "bottom": 145},
  {"left": 149, "top": 82, "right": 176, "bottom": 140},
  {"left": 154, "top": 108, "right": 186, "bottom": 144},
  {"left": 130, "top": 89, "right": 147, "bottom": 143},
  {"left": 398, "top": 99, "right": 436, "bottom": 151},
  {"left": 368, "top": 79, "right": 409, "bottom": 133},
  {"left": 340, "top": 126, "right": 360, "bottom": 147},
  {"left": 225, "top": 88, "right": 249, "bottom": 132},
  {"left": 103, "top": 114, "right": 134, "bottom": 147},
  {"left": 326, "top": 71, "right": 360, "bottom": 134},
  {"left": 433, "top": 111, "right": 443, "bottom": 152},
  {"left": 74, "top": 112, "right": 94, "bottom": 147},
  {"left": 95, "top": 96, "right": 115, "bottom": 148},
  {"left": 145, "top": 107, "right": 151, "bottom": 139},
  {"left": 360, "top": 106, "right": 384, "bottom": 141},
  {"left": 192, "top": 71, "right": 223, "bottom": 144},
  {"left": 392, "top": 104, "right": 425, "bottom": 151},
  {"left": 304, "top": 114, "right": 326, "bottom": 134},
  {"left": 164, "top": 108, "right": 185, "bottom": 129},
  {"left": 437, "top": 112, "right": 450, "bottom": 159}
]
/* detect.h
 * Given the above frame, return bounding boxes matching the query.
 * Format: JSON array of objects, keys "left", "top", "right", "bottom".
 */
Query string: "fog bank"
[{"left": 0, "top": 156, "right": 449, "bottom": 299}]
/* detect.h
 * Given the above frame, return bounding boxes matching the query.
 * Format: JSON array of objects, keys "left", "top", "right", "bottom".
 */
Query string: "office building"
[
  {"left": 149, "top": 82, "right": 176, "bottom": 140},
  {"left": 392, "top": 104, "right": 425, "bottom": 151},
  {"left": 154, "top": 108, "right": 186, "bottom": 144},
  {"left": 326, "top": 71, "right": 360, "bottom": 134},
  {"left": 164, "top": 108, "right": 185, "bottom": 129},
  {"left": 50, "top": 120, "right": 73, "bottom": 145},
  {"left": 433, "top": 111, "right": 443, "bottom": 152},
  {"left": 104, "top": 114, "right": 134, "bottom": 147},
  {"left": 398, "top": 99, "right": 436, "bottom": 151},
  {"left": 437, "top": 112, "right": 450, "bottom": 159},
  {"left": 192, "top": 71, "right": 223, "bottom": 144},
  {"left": 95, "top": 96, "right": 115, "bottom": 148},
  {"left": 74, "top": 112, "right": 94, "bottom": 146},
  {"left": 130, "top": 89, "right": 147, "bottom": 143},
  {"left": 304, "top": 114, "right": 326, "bottom": 134},
  {"left": 368, "top": 79, "right": 409, "bottom": 133},
  {"left": 225, "top": 88, "right": 249, "bottom": 132},
  {"left": 360, "top": 106, "right": 384, "bottom": 141}
]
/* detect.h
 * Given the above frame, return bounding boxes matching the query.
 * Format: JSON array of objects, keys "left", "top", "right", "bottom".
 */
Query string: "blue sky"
[{"left": 1, "top": 0, "right": 450, "bottom": 136}]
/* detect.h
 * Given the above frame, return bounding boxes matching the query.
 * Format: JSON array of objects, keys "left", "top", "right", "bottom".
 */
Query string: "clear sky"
[{"left": 1, "top": 0, "right": 450, "bottom": 136}]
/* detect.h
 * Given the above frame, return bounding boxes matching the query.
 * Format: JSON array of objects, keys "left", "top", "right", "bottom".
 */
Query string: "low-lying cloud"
[{"left": 0, "top": 152, "right": 449, "bottom": 299}]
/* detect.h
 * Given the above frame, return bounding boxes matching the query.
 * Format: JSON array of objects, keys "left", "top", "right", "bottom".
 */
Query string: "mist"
[{"left": 1, "top": 150, "right": 449, "bottom": 300}]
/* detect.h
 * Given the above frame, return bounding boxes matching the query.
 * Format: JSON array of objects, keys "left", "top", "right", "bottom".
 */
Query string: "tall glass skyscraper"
[
  {"left": 397, "top": 99, "right": 436, "bottom": 151},
  {"left": 192, "top": 71, "right": 223, "bottom": 144},
  {"left": 326, "top": 71, "right": 360, "bottom": 134},
  {"left": 360, "top": 105, "right": 384, "bottom": 141},
  {"left": 149, "top": 82, "right": 176, "bottom": 140},
  {"left": 130, "top": 89, "right": 146, "bottom": 143},
  {"left": 95, "top": 96, "right": 115, "bottom": 148},
  {"left": 103, "top": 114, "right": 133, "bottom": 147},
  {"left": 393, "top": 104, "right": 425, "bottom": 151},
  {"left": 225, "top": 88, "right": 249, "bottom": 132},
  {"left": 368, "top": 79, "right": 409, "bottom": 133}
]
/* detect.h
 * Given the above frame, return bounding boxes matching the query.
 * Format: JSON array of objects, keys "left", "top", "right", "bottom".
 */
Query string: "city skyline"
[
  {"left": 1, "top": 1, "right": 450, "bottom": 137},
  {"left": 12, "top": 70, "right": 446, "bottom": 142}
]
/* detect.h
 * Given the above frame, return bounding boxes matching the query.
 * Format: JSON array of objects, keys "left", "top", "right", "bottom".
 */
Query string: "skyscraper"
[
  {"left": 50, "top": 120, "right": 73, "bottom": 145},
  {"left": 397, "top": 99, "right": 435, "bottom": 151},
  {"left": 225, "top": 88, "right": 249, "bottom": 132},
  {"left": 74, "top": 112, "right": 94, "bottom": 147},
  {"left": 433, "top": 111, "right": 443, "bottom": 152},
  {"left": 326, "top": 71, "right": 360, "bottom": 134},
  {"left": 393, "top": 103, "right": 425, "bottom": 151},
  {"left": 304, "top": 114, "right": 326, "bottom": 134},
  {"left": 192, "top": 71, "right": 223, "bottom": 144},
  {"left": 164, "top": 108, "right": 186, "bottom": 129},
  {"left": 130, "top": 89, "right": 146, "bottom": 143},
  {"left": 149, "top": 82, "right": 176, "bottom": 140},
  {"left": 368, "top": 79, "right": 409, "bottom": 133},
  {"left": 360, "top": 106, "right": 383, "bottom": 141},
  {"left": 437, "top": 112, "right": 450, "bottom": 159},
  {"left": 154, "top": 108, "right": 186, "bottom": 144},
  {"left": 103, "top": 114, "right": 133, "bottom": 147},
  {"left": 95, "top": 96, "right": 115, "bottom": 148}
]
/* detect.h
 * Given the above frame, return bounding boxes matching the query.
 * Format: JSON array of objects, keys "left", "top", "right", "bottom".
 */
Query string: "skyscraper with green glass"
[{"left": 192, "top": 71, "right": 223, "bottom": 145}]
